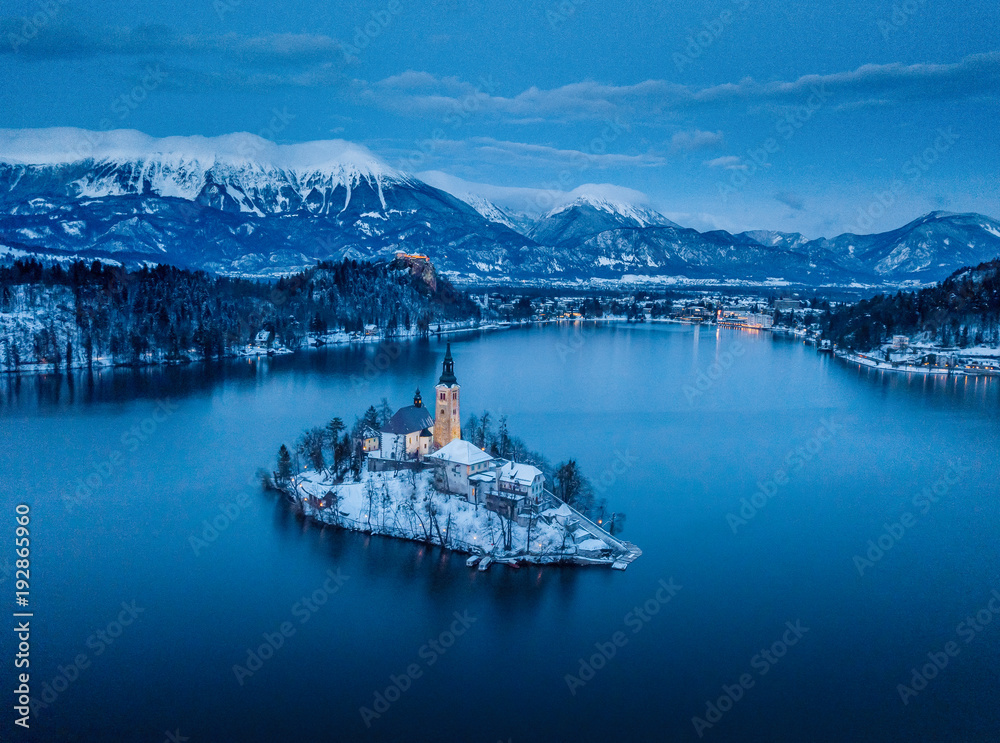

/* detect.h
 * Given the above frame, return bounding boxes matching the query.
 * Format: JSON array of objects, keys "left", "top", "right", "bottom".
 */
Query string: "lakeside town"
[{"left": 271, "top": 343, "right": 642, "bottom": 570}]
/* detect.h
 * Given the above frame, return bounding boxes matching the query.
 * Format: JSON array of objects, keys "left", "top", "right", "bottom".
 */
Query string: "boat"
[
  {"left": 477, "top": 557, "right": 492, "bottom": 572},
  {"left": 465, "top": 555, "right": 481, "bottom": 568},
  {"left": 505, "top": 560, "right": 520, "bottom": 569}
]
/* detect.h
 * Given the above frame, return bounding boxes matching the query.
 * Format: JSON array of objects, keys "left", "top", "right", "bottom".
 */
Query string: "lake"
[{"left": 2, "top": 322, "right": 999, "bottom": 742}]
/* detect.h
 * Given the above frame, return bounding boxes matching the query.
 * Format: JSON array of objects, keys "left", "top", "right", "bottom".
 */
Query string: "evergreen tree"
[
  {"left": 554, "top": 460, "right": 594, "bottom": 514},
  {"left": 326, "top": 417, "right": 346, "bottom": 472},
  {"left": 361, "top": 405, "right": 379, "bottom": 430},
  {"left": 276, "top": 444, "right": 293, "bottom": 485},
  {"left": 297, "top": 427, "right": 327, "bottom": 472},
  {"left": 378, "top": 398, "right": 393, "bottom": 426}
]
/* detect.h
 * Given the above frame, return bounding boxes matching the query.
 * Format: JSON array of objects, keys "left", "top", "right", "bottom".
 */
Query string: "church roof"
[
  {"left": 381, "top": 405, "right": 434, "bottom": 435},
  {"left": 428, "top": 439, "right": 493, "bottom": 466}
]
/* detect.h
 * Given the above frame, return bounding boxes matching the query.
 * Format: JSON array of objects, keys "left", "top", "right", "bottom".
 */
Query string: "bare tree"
[
  {"left": 427, "top": 497, "right": 446, "bottom": 546},
  {"left": 364, "top": 477, "right": 377, "bottom": 530},
  {"left": 380, "top": 480, "right": 392, "bottom": 531},
  {"left": 524, "top": 507, "right": 536, "bottom": 555}
]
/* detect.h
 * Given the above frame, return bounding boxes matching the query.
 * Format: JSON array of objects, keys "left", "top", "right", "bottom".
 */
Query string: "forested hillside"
[
  {"left": 823, "top": 259, "right": 1000, "bottom": 350},
  {"left": 0, "top": 257, "right": 480, "bottom": 371}
]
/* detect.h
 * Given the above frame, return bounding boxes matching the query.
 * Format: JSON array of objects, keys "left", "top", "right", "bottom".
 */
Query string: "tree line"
[
  {"left": 821, "top": 259, "right": 1000, "bottom": 350},
  {"left": 0, "top": 257, "right": 481, "bottom": 370}
]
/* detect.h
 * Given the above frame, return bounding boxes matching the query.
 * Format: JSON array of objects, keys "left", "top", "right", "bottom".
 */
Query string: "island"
[{"left": 266, "top": 343, "right": 641, "bottom": 569}]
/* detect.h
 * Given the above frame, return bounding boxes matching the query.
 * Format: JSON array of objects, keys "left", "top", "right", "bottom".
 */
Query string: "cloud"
[
  {"left": 659, "top": 210, "right": 735, "bottom": 233},
  {"left": 704, "top": 155, "right": 747, "bottom": 171},
  {"left": 355, "top": 52, "right": 1000, "bottom": 124},
  {"left": 0, "top": 23, "right": 354, "bottom": 91},
  {"left": 387, "top": 135, "right": 665, "bottom": 176},
  {"left": 670, "top": 129, "right": 724, "bottom": 152},
  {"left": 8, "top": 23, "right": 997, "bottom": 119},
  {"left": 774, "top": 191, "right": 805, "bottom": 211},
  {"left": 462, "top": 137, "right": 665, "bottom": 168},
  {"left": 161, "top": 62, "right": 346, "bottom": 92},
  {"left": 1, "top": 22, "right": 349, "bottom": 68}
]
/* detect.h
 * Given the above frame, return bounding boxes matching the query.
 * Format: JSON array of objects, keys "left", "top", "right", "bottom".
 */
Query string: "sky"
[{"left": 1, "top": 0, "right": 997, "bottom": 237}]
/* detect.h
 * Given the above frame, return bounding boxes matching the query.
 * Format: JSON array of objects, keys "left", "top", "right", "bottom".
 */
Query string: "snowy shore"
[
  {"left": 287, "top": 468, "right": 639, "bottom": 567},
  {"left": 835, "top": 349, "right": 1000, "bottom": 376}
]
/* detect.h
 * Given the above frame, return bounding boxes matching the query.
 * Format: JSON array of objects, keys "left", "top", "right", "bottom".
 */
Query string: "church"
[
  {"left": 374, "top": 342, "right": 461, "bottom": 462},
  {"left": 370, "top": 341, "right": 546, "bottom": 522}
]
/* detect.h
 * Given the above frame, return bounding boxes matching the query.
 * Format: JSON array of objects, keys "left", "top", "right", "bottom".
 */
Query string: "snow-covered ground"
[
  {"left": 237, "top": 343, "right": 293, "bottom": 357},
  {"left": 291, "top": 468, "right": 633, "bottom": 566},
  {"left": 306, "top": 319, "right": 499, "bottom": 348}
]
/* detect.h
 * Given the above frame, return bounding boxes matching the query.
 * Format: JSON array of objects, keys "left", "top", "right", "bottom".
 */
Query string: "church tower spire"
[
  {"left": 433, "top": 343, "right": 461, "bottom": 450},
  {"left": 439, "top": 343, "right": 457, "bottom": 386}
]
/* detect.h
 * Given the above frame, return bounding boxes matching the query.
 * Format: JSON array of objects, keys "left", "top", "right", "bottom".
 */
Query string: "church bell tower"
[{"left": 433, "top": 343, "right": 461, "bottom": 450}]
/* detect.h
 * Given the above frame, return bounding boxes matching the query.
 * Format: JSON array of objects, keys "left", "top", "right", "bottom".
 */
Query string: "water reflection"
[{"left": 0, "top": 337, "right": 451, "bottom": 412}]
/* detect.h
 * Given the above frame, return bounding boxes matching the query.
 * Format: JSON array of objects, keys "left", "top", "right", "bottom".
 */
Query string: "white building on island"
[
  {"left": 427, "top": 438, "right": 494, "bottom": 499},
  {"left": 496, "top": 461, "right": 544, "bottom": 502},
  {"left": 379, "top": 389, "right": 434, "bottom": 461}
]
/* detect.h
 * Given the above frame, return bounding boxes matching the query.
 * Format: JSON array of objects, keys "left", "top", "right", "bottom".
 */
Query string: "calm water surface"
[{"left": 2, "top": 323, "right": 998, "bottom": 742}]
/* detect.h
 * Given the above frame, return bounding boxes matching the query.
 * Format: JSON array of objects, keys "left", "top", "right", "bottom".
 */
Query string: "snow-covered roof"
[
  {"left": 578, "top": 538, "right": 609, "bottom": 552},
  {"left": 428, "top": 439, "right": 493, "bottom": 466},
  {"left": 546, "top": 503, "right": 574, "bottom": 518},
  {"left": 497, "top": 461, "right": 543, "bottom": 486}
]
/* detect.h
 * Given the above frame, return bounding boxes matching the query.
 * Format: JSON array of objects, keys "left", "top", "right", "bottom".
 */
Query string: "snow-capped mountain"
[
  {"left": 529, "top": 194, "right": 680, "bottom": 246},
  {"left": 447, "top": 193, "right": 536, "bottom": 235},
  {"left": 738, "top": 230, "right": 811, "bottom": 252},
  {"left": 0, "top": 128, "right": 530, "bottom": 277},
  {"left": 1, "top": 128, "right": 999, "bottom": 285},
  {"left": 793, "top": 212, "right": 1000, "bottom": 278}
]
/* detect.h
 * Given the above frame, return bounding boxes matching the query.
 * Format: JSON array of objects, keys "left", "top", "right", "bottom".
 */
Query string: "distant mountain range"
[{"left": 1, "top": 128, "right": 999, "bottom": 287}]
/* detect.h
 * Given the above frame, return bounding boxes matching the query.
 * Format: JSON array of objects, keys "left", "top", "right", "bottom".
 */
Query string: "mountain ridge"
[{"left": 1, "top": 128, "right": 999, "bottom": 285}]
